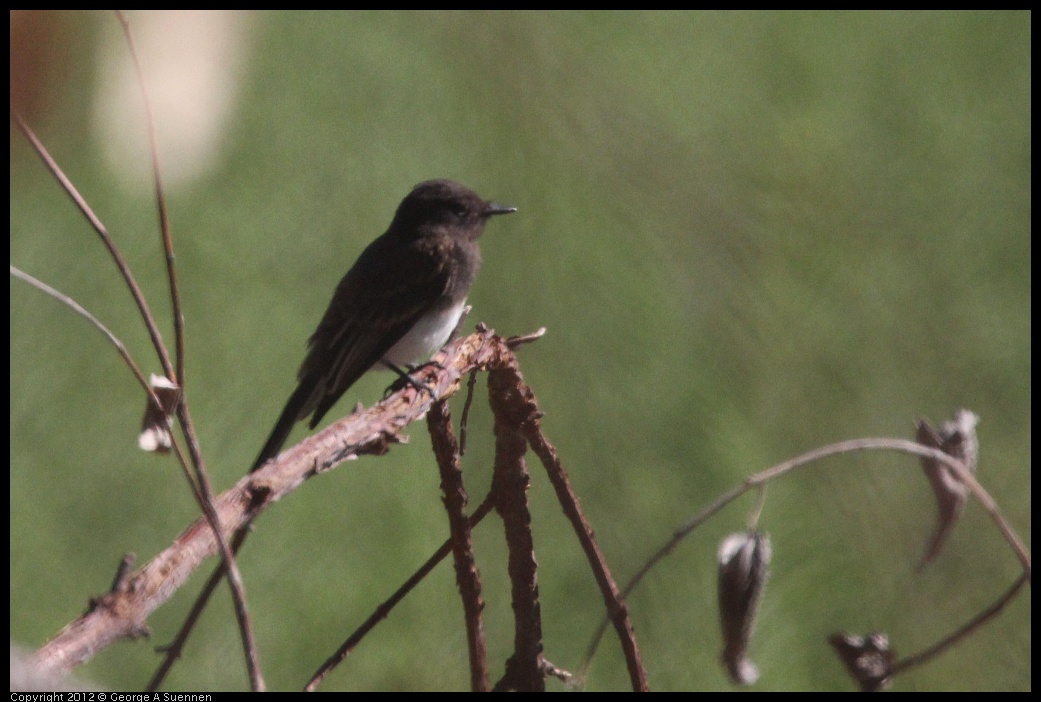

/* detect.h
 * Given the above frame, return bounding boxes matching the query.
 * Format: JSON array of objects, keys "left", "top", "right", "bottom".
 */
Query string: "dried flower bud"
[
  {"left": 829, "top": 631, "right": 894, "bottom": 692},
  {"left": 916, "top": 409, "right": 980, "bottom": 566},
  {"left": 139, "top": 374, "right": 180, "bottom": 453},
  {"left": 718, "top": 531, "right": 771, "bottom": 685}
]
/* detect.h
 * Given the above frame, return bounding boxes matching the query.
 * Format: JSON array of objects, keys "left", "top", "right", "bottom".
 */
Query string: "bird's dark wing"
[
  {"left": 250, "top": 234, "right": 452, "bottom": 471},
  {"left": 301, "top": 233, "right": 453, "bottom": 426}
]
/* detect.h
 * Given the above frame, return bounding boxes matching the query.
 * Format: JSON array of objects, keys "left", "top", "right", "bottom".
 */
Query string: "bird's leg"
[{"left": 382, "top": 360, "right": 442, "bottom": 399}]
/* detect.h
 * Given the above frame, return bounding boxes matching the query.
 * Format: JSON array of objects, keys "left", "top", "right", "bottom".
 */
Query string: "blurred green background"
[{"left": 10, "top": 10, "right": 1030, "bottom": 691}]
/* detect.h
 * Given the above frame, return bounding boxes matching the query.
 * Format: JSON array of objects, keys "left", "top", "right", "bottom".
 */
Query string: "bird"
[{"left": 251, "top": 179, "right": 516, "bottom": 472}]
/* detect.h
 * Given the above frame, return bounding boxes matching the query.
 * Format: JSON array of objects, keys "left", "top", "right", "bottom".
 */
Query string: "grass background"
[{"left": 10, "top": 10, "right": 1030, "bottom": 691}]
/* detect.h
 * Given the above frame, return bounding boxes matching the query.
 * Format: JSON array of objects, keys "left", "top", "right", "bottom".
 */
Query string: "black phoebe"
[{"left": 251, "top": 179, "right": 516, "bottom": 472}]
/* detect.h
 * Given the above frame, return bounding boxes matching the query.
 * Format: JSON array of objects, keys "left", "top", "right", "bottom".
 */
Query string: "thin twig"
[
  {"left": 891, "top": 573, "right": 1029, "bottom": 676},
  {"left": 11, "top": 108, "right": 175, "bottom": 383},
  {"left": 527, "top": 419, "right": 648, "bottom": 691},
  {"left": 114, "top": 10, "right": 183, "bottom": 385},
  {"left": 306, "top": 497, "right": 496, "bottom": 691},
  {"left": 11, "top": 265, "right": 151, "bottom": 397},
  {"left": 112, "top": 12, "right": 262, "bottom": 689},
  {"left": 10, "top": 265, "right": 203, "bottom": 502},
  {"left": 506, "top": 327, "right": 547, "bottom": 348},
  {"left": 580, "top": 436, "right": 1032, "bottom": 675},
  {"left": 459, "top": 368, "right": 478, "bottom": 456}
]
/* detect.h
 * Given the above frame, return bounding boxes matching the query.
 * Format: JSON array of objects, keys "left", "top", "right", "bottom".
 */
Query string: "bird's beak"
[{"left": 484, "top": 202, "right": 518, "bottom": 217}]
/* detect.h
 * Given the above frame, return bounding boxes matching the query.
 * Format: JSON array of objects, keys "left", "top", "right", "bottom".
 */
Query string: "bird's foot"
[{"left": 382, "top": 360, "right": 442, "bottom": 399}]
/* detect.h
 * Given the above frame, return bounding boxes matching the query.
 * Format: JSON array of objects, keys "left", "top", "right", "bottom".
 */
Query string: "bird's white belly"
[{"left": 381, "top": 300, "right": 466, "bottom": 367}]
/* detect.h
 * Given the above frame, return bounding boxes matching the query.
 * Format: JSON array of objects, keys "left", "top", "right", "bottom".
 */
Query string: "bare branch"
[{"left": 28, "top": 328, "right": 538, "bottom": 680}]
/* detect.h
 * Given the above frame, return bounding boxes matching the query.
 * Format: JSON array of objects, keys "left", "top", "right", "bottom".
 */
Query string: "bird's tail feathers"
[{"left": 250, "top": 376, "right": 318, "bottom": 473}]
